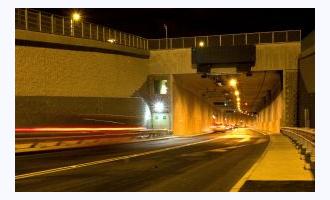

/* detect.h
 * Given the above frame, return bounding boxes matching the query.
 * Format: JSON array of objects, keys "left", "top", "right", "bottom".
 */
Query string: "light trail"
[{"left": 15, "top": 126, "right": 146, "bottom": 133}]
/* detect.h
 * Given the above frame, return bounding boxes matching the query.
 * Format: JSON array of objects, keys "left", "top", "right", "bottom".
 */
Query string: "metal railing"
[
  {"left": 15, "top": 9, "right": 301, "bottom": 51},
  {"left": 148, "top": 30, "right": 301, "bottom": 50},
  {"left": 15, "top": 8, "right": 149, "bottom": 50},
  {"left": 281, "top": 127, "right": 315, "bottom": 172}
]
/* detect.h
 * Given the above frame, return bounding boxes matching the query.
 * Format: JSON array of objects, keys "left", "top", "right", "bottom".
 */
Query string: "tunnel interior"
[
  {"left": 173, "top": 71, "right": 282, "bottom": 114},
  {"left": 171, "top": 70, "right": 283, "bottom": 133}
]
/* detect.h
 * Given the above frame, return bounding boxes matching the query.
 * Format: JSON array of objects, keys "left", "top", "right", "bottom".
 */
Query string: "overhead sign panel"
[{"left": 192, "top": 45, "right": 256, "bottom": 67}]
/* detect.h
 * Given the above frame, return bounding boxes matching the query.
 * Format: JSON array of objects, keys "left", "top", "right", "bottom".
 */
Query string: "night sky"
[{"left": 38, "top": 8, "right": 315, "bottom": 39}]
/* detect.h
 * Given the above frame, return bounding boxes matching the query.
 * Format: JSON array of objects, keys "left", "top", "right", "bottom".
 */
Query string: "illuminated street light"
[
  {"left": 237, "top": 97, "right": 241, "bottom": 102},
  {"left": 154, "top": 101, "right": 165, "bottom": 113},
  {"left": 199, "top": 41, "right": 205, "bottom": 47},
  {"left": 234, "top": 90, "right": 239, "bottom": 96},
  {"left": 229, "top": 79, "right": 237, "bottom": 87},
  {"left": 70, "top": 12, "right": 81, "bottom": 36},
  {"left": 72, "top": 12, "right": 81, "bottom": 21}
]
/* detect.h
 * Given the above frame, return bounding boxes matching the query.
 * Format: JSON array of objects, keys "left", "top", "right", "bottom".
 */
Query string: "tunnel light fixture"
[
  {"left": 199, "top": 41, "right": 205, "bottom": 47},
  {"left": 72, "top": 12, "right": 81, "bottom": 21},
  {"left": 244, "top": 102, "right": 248, "bottom": 106},
  {"left": 154, "top": 101, "right": 165, "bottom": 113},
  {"left": 234, "top": 90, "right": 239, "bottom": 96},
  {"left": 229, "top": 79, "right": 237, "bottom": 87},
  {"left": 236, "top": 97, "right": 241, "bottom": 102}
]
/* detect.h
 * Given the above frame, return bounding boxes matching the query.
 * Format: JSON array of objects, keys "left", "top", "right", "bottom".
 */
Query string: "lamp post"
[
  {"left": 164, "top": 24, "right": 168, "bottom": 49},
  {"left": 71, "top": 12, "right": 81, "bottom": 36}
]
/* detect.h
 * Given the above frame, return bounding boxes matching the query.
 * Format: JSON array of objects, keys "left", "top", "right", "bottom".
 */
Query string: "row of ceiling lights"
[{"left": 228, "top": 78, "right": 254, "bottom": 117}]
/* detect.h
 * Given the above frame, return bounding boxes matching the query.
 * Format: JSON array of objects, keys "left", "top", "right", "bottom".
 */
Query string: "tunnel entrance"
[{"left": 171, "top": 71, "right": 283, "bottom": 134}]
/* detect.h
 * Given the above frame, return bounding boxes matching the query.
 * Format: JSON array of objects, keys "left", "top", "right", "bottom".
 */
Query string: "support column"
[{"left": 283, "top": 69, "right": 298, "bottom": 127}]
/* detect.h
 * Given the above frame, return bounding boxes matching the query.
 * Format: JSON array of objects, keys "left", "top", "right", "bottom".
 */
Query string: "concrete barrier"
[{"left": 16, "top": 129, "right": 172, "bottom": 154}]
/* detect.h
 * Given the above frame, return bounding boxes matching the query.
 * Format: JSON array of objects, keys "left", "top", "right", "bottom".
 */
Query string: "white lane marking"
[
  {"left": 208, "top": 144, "right": 249, "bottom": 153},
  {"left": 83, "top": 118, "right": 125, "bottom": 124},
  {"left": 16, "top": 135, "right": 224, "bottom": 180}
]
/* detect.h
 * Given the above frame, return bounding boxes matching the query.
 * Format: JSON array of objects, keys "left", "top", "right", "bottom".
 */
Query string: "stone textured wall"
[
  {"left": 149, "top": 49, "right": 196, "bottom": 74},
  {"left": 16, "top": 41, "right": 302, "bottom": 134},
  {"left": 16, "top": 46, "right": 149, "bottom": 97},
  {"left": 298, "top": 53, "right": 315, "bottom": 128},
  {"left": 16, "top": 96, "right": 149, "bottom": 127},
  {"left": 297, "top": 31, "right": 315, "bottom": 128},
  {"left": 283, "top": 70, "right": 298, "bottom": 127},
  {"left": 253, "top": 42, "right": 300, "bottom": 71}
]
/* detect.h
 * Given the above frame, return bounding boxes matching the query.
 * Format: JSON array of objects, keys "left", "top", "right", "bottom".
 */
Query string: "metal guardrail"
[
  {"left": 15, "top": 8, "right": 149, "bottom": 50},
  {"left": 280, "top": 127, "right": 315, "bottom": 172},
  {"left": 148, "top": 30, "right": 301, "bottom": 50}
]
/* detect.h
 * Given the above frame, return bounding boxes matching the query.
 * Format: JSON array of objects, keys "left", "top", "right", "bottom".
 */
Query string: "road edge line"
[
  {"left": 16, "top": 135, "right": 223, "bottom": 180},
  {"left": 229, "top": 129, "right": 271, "bottom": 192}
]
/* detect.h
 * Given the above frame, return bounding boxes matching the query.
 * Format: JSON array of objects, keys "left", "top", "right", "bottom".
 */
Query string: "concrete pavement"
[
  {"left": 16, "top": 129, "right": 269, "bottom": 191},
  {"left": 233, "top": 133, "right": 314, "bottom": 191}
]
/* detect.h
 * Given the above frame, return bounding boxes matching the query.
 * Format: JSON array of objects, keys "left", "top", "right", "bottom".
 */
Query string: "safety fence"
[
  {"left": 280, "top": 127, "right": 315, "bottom": 172},
  {"left": 15, "top": 9, "right": 301, "bottom": 51},
  {"left": 15, "top": 8, "right": 149, "bottom": 50},
  {"left": 16, "top": 129, "right": 172, "bottom": 153},
  {"left": 148, "top": 30, "right": 301, "bottom": 50}
]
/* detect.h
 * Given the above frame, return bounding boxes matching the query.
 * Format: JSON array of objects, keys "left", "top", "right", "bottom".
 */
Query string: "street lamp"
[
  {"left": 72, "top": 12, "right": 81, "bottom": 22},
  {"left": 70, "top": 12, "right": 81, "bottom": 36},
  {"left": 164, "top": 24, "right": 168, "bottom": 49},
  {"left": 199, "top": 41, "right": 205, "bottom": 47}
]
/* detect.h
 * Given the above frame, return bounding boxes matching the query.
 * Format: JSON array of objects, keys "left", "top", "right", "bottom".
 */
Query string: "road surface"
[{"left": 16, "top": 128, "right": 269, "bottom": 191}]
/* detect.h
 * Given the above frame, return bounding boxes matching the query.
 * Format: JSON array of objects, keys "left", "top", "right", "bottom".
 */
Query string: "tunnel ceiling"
[{"left": 173, "top": 71, "right": 282, "bottom": 113}]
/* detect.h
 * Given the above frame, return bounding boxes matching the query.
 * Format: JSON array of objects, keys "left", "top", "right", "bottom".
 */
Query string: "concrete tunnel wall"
[
  {"left": 253, "top": 91, "right": 283, "bottom": 133},
  {"left": 172, "top": 77, "right": 218, "bottom": 136}
]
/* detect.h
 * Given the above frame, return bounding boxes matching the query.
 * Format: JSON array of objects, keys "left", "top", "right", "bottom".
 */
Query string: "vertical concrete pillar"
[{"left": 283, "top": 69, "right": 298, "bottom": 127}]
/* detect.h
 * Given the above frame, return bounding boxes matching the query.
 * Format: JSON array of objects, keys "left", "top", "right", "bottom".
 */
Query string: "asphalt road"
[{"left": 16, "top": 128, "right": 269, "bottom": 192}]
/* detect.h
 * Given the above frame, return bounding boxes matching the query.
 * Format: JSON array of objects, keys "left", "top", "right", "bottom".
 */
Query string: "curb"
[{"left": 229, "top": 129, "right": 271, "bottom": 192}]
